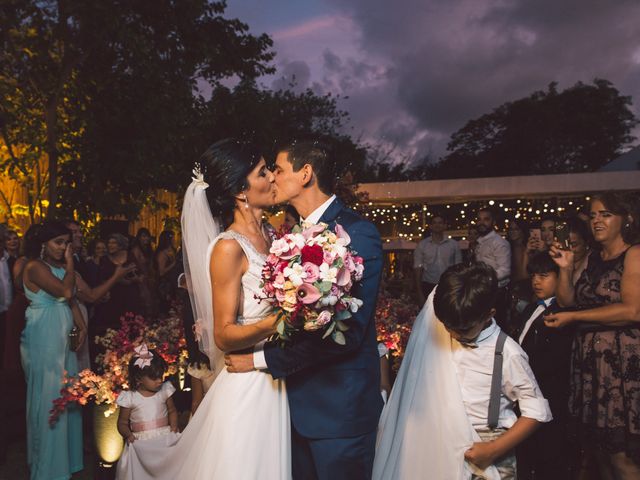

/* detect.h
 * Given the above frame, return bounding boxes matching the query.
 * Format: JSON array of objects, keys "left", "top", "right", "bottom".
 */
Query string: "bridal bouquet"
[{"left": 260, "top": 222, "right": 364, "bottom": 344}]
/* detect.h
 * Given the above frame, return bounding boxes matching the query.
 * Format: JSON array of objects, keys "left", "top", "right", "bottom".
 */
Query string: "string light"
[{"left": 352, "top": 195, "right": 592, "bottom": 241}]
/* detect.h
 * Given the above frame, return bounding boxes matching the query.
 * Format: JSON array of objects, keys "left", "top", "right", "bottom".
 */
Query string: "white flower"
[
  {"left": 284, "top": 263, "right": 307, "bottom": 287},
  {"left": 319, "top": 263, "right": 338, "bottom": 283},
  {"left": 346, "top": 297, "right": 363, "bottom": 313}
]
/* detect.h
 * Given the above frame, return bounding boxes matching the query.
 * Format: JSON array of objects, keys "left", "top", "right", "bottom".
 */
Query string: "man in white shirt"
[
  {"left": 475, "top": 207, "right": 511, "bottom": 327},
  {"left": 413, "top": 213, "right": 462, "bottom": 304}
]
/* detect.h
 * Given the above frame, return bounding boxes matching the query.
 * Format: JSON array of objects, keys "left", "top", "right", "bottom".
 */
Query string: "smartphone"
[
  {"left": 555, "top": 222, "right": 570, "bottom": 250},
  {"left": 529, "top": 228, "right": 541, "bottom": 242}
]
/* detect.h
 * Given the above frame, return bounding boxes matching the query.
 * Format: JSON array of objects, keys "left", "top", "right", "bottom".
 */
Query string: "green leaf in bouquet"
[
  {"left": 336, "top": 320, "right": 350, "bottom": 331},
  {"left": 333, "top": 330, "right": 346, "bottom": 345},
  {"left": 276, "top": 319, "right": 286, "bottom": 336},
  {"left": 318, "top": 281, "right": 333, "bottom": 293},
  {"left": 322, "top": 322, "right": 336, "bottom": 339},
  {"left": 291, "top": 224, "right": 303, "bottom": 234},
  {"left": 334, "top": 310, "right": 352, "bottom": 321}
]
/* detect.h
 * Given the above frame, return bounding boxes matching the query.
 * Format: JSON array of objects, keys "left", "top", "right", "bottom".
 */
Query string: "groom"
[{"left": 226, "top": 140, "right": 384, "bottom": 480}]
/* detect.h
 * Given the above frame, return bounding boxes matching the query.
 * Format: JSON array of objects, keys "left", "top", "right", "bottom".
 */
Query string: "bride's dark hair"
[{"left": 200, "top": 138, "right": 262, "bottom": 219}]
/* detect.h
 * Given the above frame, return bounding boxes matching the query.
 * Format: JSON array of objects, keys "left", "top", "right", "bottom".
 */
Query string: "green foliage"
[
  {"left": 1, "top": 0, "right": 274, "bottom": 220},
  {"left": 434, "top": 79, "right": 638, "bottom": 178}
]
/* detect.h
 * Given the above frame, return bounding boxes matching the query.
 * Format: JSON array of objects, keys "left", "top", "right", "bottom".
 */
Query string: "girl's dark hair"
[
  {"left": 88, "top": 238, "right": 107, "bottom": 256},
  {"left": 566, "top": 216, "right": 592, "bottom": 244},
  {"left": 200, "top": 138, "right": 262, "bottom": 221},
  {"left": 591, "top": 192, "right": 640, "bottom": 245},
  {"left": 156, "top": 230, "right": 174, "bottom": 252},
  {"left": 38, "top": 221, "right": 71, "bottom": 244},
  {"left": 127, "top": 348, "right": 168, "bottom": 390},
  {"left": 526, "top": 251, "right": 559, "bottom": 276},
  {"left": 24, "top": 221, "right": 71, "bottom": 259},
  {"left": 132, "top": 228, "right": 154, "bottom": 258},
  {"left": 433, "top": 262, "right": 498, "bottom": 332},
  {"left": 508, "top": 217, "right": 529, "bottom": 242},
  {"left": 23, "top": 224, "right": 45, "bottom": 259}
]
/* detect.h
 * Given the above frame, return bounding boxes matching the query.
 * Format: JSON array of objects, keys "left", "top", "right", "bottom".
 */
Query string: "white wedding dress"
[{"left": 119, "top": 231, "right": 291, "bottom": 479}]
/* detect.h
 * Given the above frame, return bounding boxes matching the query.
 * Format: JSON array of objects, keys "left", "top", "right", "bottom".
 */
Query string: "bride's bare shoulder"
[{"left": 211, "top": 237, "right": 243, "bottom": 261}]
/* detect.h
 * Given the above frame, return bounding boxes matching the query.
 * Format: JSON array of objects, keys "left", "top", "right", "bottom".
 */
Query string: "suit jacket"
[
  {"left": 511, "top": 300, "right": 574, "bottom": 422},
  {"left": 264, "top": 198, "right": 384, "bottom": 439}
]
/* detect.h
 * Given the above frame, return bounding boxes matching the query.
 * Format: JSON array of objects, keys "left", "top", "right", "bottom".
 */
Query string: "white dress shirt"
[
  {"left": 413, "top": 236, "right": 462, "bottom": 284},
  {"left": 0, "top": 251, "right": 12, "bottom": 313},
  {"left": 475, "top": 230, "right": 511, "bottom": 287},
  {"left": 518, "top": 297, "right": 554, "bottom": 345},
  {"left": 451, "top": 320, "right": 552, "bottom": 430},
  {"left": 300, "top": 194, "right": 337, "bottom": 225},
  {"left": 253, "top": 195, "right": 338, "bottom": 370}
]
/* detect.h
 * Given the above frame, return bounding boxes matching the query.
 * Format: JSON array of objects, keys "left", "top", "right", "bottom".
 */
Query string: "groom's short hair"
[
  {"left": 433, "top": 262, "right": 498, "bottom": 332},
  {"left": 279, "top": 140, "right": 336, "bottom": 195}
]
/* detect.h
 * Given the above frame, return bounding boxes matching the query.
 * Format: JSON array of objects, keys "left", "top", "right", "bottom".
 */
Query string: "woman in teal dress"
[{"left": 21, "top": 222, "right": 87, "bottom": 479}]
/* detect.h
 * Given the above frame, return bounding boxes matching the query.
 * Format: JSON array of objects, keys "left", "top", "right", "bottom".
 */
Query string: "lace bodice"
[
  {"left": 208, "top": 230, "right": 272, "bottom": 325},
  {"left": 575, "top": 249, "right": 626, "bottom": 308}
]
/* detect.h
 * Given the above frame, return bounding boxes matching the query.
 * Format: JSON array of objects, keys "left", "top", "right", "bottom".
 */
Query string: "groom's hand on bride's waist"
[{"left": 225, "top": 352, "right": 255, "bottom": 373}]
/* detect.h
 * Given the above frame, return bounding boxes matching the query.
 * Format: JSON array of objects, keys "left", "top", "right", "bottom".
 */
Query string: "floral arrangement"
[
  {"left": 49, "top": 312, "right": 187, "bottom": 424},
  {"left": 260, "top": 222, "right": 364, "bottom": 344},
  {"left": 375, "top": 292, "right": 419, "bottom": 372}
]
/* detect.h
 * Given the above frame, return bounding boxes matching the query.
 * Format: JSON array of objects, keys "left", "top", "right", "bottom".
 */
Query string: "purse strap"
[{"left": 487, "top": 330, "right": 508, "bottom": 430}]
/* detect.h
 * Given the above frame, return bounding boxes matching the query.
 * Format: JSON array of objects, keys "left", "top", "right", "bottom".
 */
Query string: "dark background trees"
[{"left": 430, "top": 79, "right": 638, "bottom": 179}]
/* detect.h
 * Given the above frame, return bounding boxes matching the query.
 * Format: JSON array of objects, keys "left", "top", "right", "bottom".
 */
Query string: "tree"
[
  {"left": 1, "top": 0, "right": 274, "bottom": 221},
  {"left": 432, "top": 79, "right": 638, "bottom": 179},
  {"left": 200, "top": 80, "right": 367, "bottom": 180}
]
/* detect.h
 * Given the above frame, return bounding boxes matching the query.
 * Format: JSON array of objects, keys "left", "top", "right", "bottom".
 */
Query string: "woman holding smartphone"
[{"left": 545, "top": 192, "right": 640, "bottom": 479}]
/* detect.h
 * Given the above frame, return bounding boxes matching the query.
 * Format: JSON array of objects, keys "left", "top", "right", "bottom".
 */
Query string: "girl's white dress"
[{"left": 115, "top": 381, "right": 181, "bottom": 480}]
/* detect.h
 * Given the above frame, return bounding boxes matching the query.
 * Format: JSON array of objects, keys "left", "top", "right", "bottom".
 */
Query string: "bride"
[{"left": 117, "top": 139, "right": 291, "bottom": 479}]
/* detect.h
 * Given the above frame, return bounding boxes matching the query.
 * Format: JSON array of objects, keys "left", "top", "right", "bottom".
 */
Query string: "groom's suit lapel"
[{"left": 318, "top": 197, "right": 344, "bottom": 225}]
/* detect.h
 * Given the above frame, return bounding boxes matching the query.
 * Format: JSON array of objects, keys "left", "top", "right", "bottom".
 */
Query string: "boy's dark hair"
[
  {"left": 127, "top": 348, "right": 167, "bottom": 390},
  {"left": 526, "top": 251, "right": 559, "bottom": 276},
  {"left": 433, "top": 262, "right": 498, "bottom": 332},
  {"left": 278, "top": 140, "right": 336, "bottom": 195}
]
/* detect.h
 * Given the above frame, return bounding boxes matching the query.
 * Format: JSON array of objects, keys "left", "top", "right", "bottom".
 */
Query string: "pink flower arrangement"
[
  {"left": 375, "top": 292, "right": 419, "bottom": 372},
  {"left": 49, "top": 312, "right": 187, "bottom": 424},
  {"left": 260, "top": 222, "right": 364, "bottom": 344}
]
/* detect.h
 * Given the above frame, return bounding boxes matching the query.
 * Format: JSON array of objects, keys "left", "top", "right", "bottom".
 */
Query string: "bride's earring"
[{"left": 243, "top": 194, "right": 249, "bottom": 210}]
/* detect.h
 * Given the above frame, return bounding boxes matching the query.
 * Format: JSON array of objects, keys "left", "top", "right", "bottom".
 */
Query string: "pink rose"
[
  {"left": 302, "top": 262, "right": 320, "bottom": 283},
  {"left": 316, "top": 310, "right": 332, "bottom": 327},
  {"left": 323, "top": 249, "right": 338, "bottom": 265}
]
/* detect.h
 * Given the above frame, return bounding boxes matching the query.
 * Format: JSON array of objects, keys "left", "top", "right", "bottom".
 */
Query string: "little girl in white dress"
[{"left": 115, "top": 343, "right": 181, "bottom": 480}]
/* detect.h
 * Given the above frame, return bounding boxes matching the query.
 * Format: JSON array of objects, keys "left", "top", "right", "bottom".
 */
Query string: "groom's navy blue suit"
[{"left": 264, "top": 198, "right": 384, "bottom": 480}]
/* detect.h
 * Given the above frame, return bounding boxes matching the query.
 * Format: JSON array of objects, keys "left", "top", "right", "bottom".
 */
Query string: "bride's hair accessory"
[
  {"left": 133, "top": 343, "right": 154, "bottom": 369},
  {"left": 192, "top": 163, "right": 209, "bottom": 189}
]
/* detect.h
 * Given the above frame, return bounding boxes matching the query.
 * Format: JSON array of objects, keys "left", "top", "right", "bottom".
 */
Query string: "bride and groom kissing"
[{"left": 174, "top": 138, "right": 384, "bottom": 480}]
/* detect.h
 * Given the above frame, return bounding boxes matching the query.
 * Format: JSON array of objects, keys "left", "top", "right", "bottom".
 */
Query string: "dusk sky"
[{"left": 225, "top": 0, "right": 640, "bottom": 163}]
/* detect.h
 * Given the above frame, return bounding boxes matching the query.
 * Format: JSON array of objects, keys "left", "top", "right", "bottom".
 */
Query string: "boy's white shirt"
[
  {"left": 451, "top": 319, "right": 553, "bottom": 430},
  {"left": 373, "top": 291, "right": 501, "bottom": 480}
]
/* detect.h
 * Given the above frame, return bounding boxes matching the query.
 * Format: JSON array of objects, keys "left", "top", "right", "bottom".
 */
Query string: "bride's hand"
[{"left": 224, "top": 353, "right": 255, "bottom": 373}]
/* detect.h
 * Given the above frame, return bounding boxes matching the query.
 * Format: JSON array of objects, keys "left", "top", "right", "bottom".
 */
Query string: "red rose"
[{"left": 301, "top": 244, "right": 324, "bottom": 266}]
